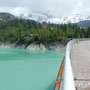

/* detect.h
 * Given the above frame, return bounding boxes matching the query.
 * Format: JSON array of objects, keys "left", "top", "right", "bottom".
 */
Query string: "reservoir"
[{"left": 0, "top": 48, "right": 65, "bottom": 90}]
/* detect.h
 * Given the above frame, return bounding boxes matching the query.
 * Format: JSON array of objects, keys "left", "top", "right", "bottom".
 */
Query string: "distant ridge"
[
  {"left": 0, "top": 12, "right": 16, "bottom": 21},
  {"left": 18, "top": 13, "right": 90, "bottom": 24},
  {"left": 77, "top": 20, "right": 90, "bottom": 27},
  {"left": 0, "top": 12, "right": 90, "bottom": 27}
]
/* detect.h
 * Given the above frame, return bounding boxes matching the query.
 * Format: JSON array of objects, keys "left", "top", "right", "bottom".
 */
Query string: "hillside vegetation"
[{"left": 0, "top": 12, "right": 90, "bottom": 45}]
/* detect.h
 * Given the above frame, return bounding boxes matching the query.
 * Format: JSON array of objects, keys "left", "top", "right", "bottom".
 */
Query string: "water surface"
[{"left": 0, "top": 48, "right": 65, "bottom": 90}]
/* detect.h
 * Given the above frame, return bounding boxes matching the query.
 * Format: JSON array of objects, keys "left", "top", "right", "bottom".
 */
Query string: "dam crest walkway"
[{"left": 71, "top": 41, "right": 90, "bottom": 90}]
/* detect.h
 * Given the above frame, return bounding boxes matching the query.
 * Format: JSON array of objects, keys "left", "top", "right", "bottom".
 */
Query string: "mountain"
[
  {"left": 48, "top": 14, "right": 89, "bottom": 24},
  {"left": 78, "top": 20, "right": 90, "bottom": 27},
  {"left": 18, "top": 13, "right": 90, "bottom": 24},
  {"left": 19, "top": 13, "right": 53, "bottom": 22},
  {"left": 0, "top": 12, "right": 16, "bottom": 22},
  {"left": 0, "top": 12, "right": 90, "bottom": 26}
]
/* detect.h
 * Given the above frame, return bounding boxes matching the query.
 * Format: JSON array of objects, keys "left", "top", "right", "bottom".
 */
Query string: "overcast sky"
[{"left": 0, "top": 0, "right": 90, "bottom": 17}]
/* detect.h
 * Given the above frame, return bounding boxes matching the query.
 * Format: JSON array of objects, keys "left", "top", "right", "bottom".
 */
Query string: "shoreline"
[{"left": 0, "top": 41, "right": 66, "bottom": 52}]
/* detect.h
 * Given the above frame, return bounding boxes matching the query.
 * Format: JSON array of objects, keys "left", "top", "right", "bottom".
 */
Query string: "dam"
[
  {"left": 71, "top": 41, "right": 90, "bottom": 90},
  {"left": 55, "top": 39, "right": 90, "bottom": 90}
]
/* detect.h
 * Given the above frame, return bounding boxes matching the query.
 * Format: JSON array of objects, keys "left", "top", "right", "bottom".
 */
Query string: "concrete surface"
[{"left": 71, "top": 41, "right": 90, "bottom": 90}]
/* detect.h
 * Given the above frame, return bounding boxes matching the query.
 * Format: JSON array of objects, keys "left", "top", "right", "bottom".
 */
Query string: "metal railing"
[{"left": 62, "top": 39, "right": 79, "bottom": 90}]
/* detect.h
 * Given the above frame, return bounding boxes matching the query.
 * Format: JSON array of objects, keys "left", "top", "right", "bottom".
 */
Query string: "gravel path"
[{"left": 71, "top": 41, "right": 90, "bottom": 90}]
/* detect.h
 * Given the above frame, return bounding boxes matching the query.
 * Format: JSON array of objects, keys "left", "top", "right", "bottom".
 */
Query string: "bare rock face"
[
  {"left": 46, "top": 44, "right": 65, "bottom": 51},
  {"left": 0, "top": 42, "right": 26, "bottom": 49},
  {"left": 0, "top": 42, "right": 66, "bottom": 51},
  {"left": 26, "top": 42, "right": 66, "bottom": 51},
  {"left": 0, "top": 42, "right": 15, "bottom": 48},
  {"left": 26, "top": 43, "right": 46, "bottom": 50},
  {"left": 45, "top": 42, "right": 66, "bottom": 51}
]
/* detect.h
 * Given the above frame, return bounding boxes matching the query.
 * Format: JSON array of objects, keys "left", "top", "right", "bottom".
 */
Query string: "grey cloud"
[{"left": 0, "top": 0, "right": 90, "bottom": 17}]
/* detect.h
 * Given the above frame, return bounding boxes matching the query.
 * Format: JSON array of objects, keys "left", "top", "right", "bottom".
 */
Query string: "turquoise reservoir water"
[{"left": 0, "top": 48, "right": 65, "bottom": 90}]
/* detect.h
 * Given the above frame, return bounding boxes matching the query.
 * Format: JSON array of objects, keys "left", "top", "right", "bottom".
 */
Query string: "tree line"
[{"left": 0, "top": 19, "right": 90, "bottom": 45}]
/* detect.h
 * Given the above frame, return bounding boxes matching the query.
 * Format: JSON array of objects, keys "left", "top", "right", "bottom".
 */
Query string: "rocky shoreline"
[{"left": 0, "top": 41, "right": 66, "bottom": 52}]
